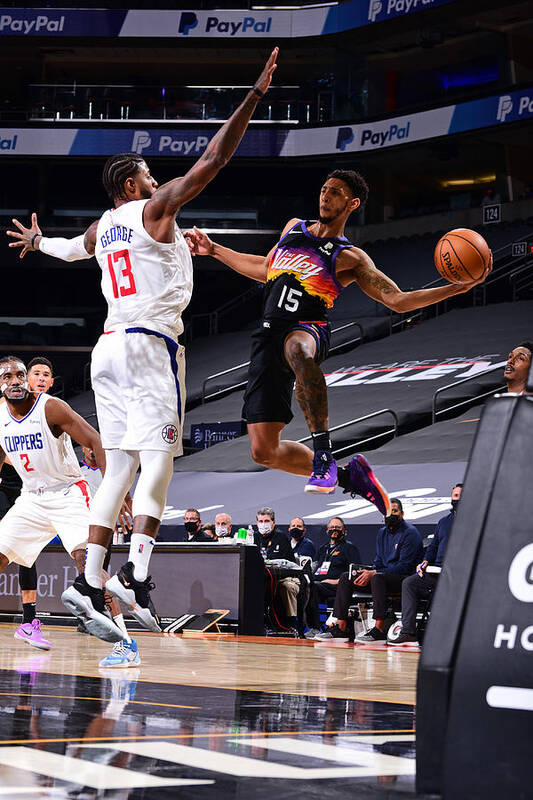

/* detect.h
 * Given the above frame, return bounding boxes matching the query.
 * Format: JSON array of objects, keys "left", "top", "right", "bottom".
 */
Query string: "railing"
[
  {"left": 328, "top": 321, "right": 364, "bottom": 355},
  {"left": 431, "top": 364, "right": 506, "bottom": 424},
  {"left": 510, "top": 261, "right": 533, "bottom": 301},
  {"left": 201, "top": 361, "right": 250, "bottom": 404},
  {"left": 298, "top": 408, "right": 398, "bottom": 457}
]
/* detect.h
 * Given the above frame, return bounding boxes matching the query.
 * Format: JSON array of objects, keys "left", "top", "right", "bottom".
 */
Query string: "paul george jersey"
[
  {"left": 263, "top": 220, "right": 353, "bottom": 322},
  {"left": 94, "top": 199, "right": 193, "bottom": 340},
  {"left": 0, "top": 394, "right": 82, "bottom": 493}
]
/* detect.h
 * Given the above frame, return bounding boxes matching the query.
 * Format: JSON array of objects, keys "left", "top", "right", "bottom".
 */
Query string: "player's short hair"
[
  {"left": 257, "top": 506, "right": 275, "bottom": 521},
  {"left": 453, "top": 483, "right": 463, "bottom": 490},
  {"left": 390, "top": 497, "right": 403, "bottom": 512},
  {"left": 102, "top": 152, "right": 146, "bottom": 202},
  {"left": 326, "top": 169, "right": 369, "bottom": 208},
  {"left": 0, "top": 355, "right": 26, "bottom": 370},
  {"left": 27, "top": 356, "right": 54, "bottom": 375},
  {"left": 517, "top": 341, "right": 533, "bottom": 357}
]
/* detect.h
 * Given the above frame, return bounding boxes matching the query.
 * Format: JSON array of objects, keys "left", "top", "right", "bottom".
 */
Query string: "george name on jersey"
[
  {"left": 4, "top": 433, "right": 43, "bottom": 453},
  {"left": 270, "top": 250, "right": 323, "bottom": 281},
  {"left": 100, "top": 225, "right": 134, "bottom": 250}
]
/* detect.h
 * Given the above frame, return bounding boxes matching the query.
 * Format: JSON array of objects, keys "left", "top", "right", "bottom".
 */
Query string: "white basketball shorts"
[
  {"left": 0, "top": 481, "right": 91, "bottom": 567},
  {"left": 91, "top": 327, "right": 186, "bottom": 454}
]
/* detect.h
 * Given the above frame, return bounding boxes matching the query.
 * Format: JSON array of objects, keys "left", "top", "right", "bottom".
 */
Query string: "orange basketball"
[{"left": 434, "top": 228, "right": 490, "bottom": 284}]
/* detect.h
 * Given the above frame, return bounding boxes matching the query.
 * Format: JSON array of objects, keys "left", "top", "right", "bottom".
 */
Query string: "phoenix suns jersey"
[{"left": 262, "top": 220, "right": 353, "bottom": 322}]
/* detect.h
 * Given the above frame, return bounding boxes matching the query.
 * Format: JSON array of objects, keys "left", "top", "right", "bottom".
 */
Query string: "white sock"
[
  {"left": 113, "top": 613, "right": 131, "bottom": 642},
  {"left": 85, "top": 544, "right": 107, "bottom": 589},
  {"left": 128, "top": 533, "right": 155, "bottom": 582}
]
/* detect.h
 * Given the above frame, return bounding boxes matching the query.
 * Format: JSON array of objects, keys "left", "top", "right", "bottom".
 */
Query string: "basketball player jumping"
[
  {"left": 7, "top": 48, "right": 279, "bottom": 640},
  {"left": 186, "top": 170, "right": 492, "bottom": 509}
]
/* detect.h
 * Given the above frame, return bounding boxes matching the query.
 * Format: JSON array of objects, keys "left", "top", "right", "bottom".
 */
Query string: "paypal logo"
[
  {"left": 336, "top": 127, "right": 355, "bottom": 152},
  {"left": 132, "top": 130, "right": 151, "bottom": 154},
  {"left": 0, "top": 133, "right": 17, "bottom": 151},
  {"left": 131, "top": 130, "right": 210, "bottom": 155},
  {"left": 178, "top": 12, "right": 198, "bottom": 36},
  {"left": 497, "top": 95, "right": 513, "bottom": 123},
  {"left": 361, "top": 120, "right": 411, "bottom": 148},
  {"left": 368, "top": 0, "right": 383, "bottom": 22}
]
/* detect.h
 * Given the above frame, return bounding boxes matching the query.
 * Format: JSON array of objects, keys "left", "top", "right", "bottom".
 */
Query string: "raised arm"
[
  {"left": 336, "top": 246, "right": 491, "bottom": 313},
  {"left": 45, "top": 398, "right": 105, "bottom": 474},
  {"left": 7, "top": 213, "right": 98, "bottom": 260},
  {"left": 185, "top": 216, "right": 299, "bottom": 283},
  {"left": 144, "top": 48, "right": 278, "bottom": 242}
]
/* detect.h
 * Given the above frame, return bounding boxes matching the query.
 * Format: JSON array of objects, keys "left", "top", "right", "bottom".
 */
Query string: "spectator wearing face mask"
[
  {"left": 317, "top": 500, "right": 422, "bottom": 642},
  {"left": 183, "top": 508, "right": 212, "bottom": 542},
  {"left": 304, "top": 517, "right": 360, "bottom": 637},
  {"left": 390, "top": 484, "right": 463, "bottom": 647},
  {"left": 289, "top": 517, "right": 316, "bottom": 560},
  {"left": 256, "top": 506, "right": 300, "bottom": 633},
  {"left": 214, "top": 512, "right": 233, "bottom": 540}
]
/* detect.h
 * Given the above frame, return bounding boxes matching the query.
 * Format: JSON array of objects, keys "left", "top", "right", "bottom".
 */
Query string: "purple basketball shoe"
[
  {"left": 344, "top": 454, "right": 391, "bottom": 515},
  {"left": 305, "top": 450, "right": 338, "bottom": 494}
]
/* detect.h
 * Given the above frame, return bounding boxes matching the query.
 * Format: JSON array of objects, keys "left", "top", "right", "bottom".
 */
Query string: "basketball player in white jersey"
[
  {"left": 7, "top": 48, "right": 279, "bottom": 640},
  {"left": 0, "top": 356, "right": 121, "bottom": 642}
]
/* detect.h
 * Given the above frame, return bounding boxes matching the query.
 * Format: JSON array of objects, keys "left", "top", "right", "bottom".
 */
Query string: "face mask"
[
  {"left": 385, "top": 515, "right": 401, "bottom": 530},
  {"left": 289, "top": 528, "right": 304, "bottom": 540},
  {"left": 451, "top": 499, "right": 460, "bottom": 512},
  {"left": 328, "top": 528, "right": 344, "bottom": 541},
  {"left": 258, "top": 522, "right": 272, "bottom": 536},
  {"left": 184, "top": 521, "right": 198, "bottom": 534},
  {"left": 215, "top": 525, "right": 228, "bottom": 537}
]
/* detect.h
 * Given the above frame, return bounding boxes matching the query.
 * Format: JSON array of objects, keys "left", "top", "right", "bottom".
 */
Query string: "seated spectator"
[
  {"left": 255, "top": 506, "right": 301, "bottom": 633},
  {"left": 183, "top": 508, "right": 212, "bottom": 542},
  {"left": 289, "top": 517, "right": 316, "bottom": 561},
  {"left": 317, "top": 499, "right": 422, "bottom": 643},
  {"left": 504, "top": 342, "right": 532, "bottom": 395},
  {"left": 202, "top": 523, "right": 217, "bottom": 540},
  {"left": 390, "top": 484, "right": 462, "bottom": 646},
  {"left": 305, "top": 517, "right": 360, "bottom": 637},
  {"left": 214, "top": 512, "right": 233, "bottom": 539}
]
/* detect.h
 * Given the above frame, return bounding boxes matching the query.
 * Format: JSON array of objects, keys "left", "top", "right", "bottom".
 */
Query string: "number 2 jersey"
[
  {"left": 94, "top": 198, "right": 193, "bottom": 340},
  {"left": 0, "top": 394, "right": 82, "bottom": 493},
  {"left": 262, "top": 220, "right": 353, "bottom": 323}
]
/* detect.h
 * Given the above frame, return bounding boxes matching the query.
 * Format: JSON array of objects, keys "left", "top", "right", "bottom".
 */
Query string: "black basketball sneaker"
[
  {"left": 62, "top": 574, "right": 124, "bottom": 643},
  {"left": 106, "top": 562, "right": 161, "bottom": 632}
]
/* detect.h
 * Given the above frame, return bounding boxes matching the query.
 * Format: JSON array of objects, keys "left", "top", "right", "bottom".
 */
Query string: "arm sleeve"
[
  {"left": 425, "top": 521, "right": 441, "bottom": 564},
  {"left": 384, "top": 529, "right": 422, "bottom": 575},
  {"left": 39, "top": 235, "right": 92, "bottom": 262}
]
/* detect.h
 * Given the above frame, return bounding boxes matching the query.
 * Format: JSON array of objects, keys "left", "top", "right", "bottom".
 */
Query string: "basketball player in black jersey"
[{"left": 186, "top": 170, "right": 491, "bottom": 511}]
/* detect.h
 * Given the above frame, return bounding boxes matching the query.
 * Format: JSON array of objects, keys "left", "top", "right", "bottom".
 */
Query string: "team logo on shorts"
[{"left": 161, "top": 424, "right": 179, "bottom": 444}]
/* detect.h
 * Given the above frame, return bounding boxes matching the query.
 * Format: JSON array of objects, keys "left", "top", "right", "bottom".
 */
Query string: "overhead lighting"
[{"left": 441, "top": 174, "right": 496, "bottom": 187}]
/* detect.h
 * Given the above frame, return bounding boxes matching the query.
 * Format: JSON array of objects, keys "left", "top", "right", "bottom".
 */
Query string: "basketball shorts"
[
  {"left": 0, "top": 481, "right": 91, "bottom": 567},
  {"left": 242, "top": 319, "right": 330, "bottom": 425},
  {"left": 91, "top": 327, "right": 186, "bottom": 454}
]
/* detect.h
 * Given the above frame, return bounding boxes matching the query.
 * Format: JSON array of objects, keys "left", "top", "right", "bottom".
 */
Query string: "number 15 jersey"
[
  {"left": 262, "top": 220, "right": 353, "bottom": 323},
  {"left": 94, "top": 199, "right": 193, "bottom": 340}
]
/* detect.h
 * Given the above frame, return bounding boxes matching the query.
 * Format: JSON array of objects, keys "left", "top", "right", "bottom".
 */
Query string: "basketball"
[{"left": 434, "top": 228, "right": 491, "bottom": 284}]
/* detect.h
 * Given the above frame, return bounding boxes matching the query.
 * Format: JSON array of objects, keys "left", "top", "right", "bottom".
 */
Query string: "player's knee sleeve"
[
  {"left": 19, "top": 564, "right": 37, "bottom": 591},
  {"left": 132, "top": 450, "right": 174, "bottom": 521},
  {"left": 90, "top": 449, "right": 139, "bottom": 529}
]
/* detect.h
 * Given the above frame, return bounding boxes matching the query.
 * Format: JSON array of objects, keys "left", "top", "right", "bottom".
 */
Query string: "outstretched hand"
[
  {"left": 454, "top": 250, "right": 493, "bottom": 293},
  {"left": 6, "top": 212, "right": 42, "bottom": 259},
  {"left": 184, "top": 226, "right": 214, "bottom": 256},
  {"left": 254, "top": 47, "right": 279, "bottom": 96}
]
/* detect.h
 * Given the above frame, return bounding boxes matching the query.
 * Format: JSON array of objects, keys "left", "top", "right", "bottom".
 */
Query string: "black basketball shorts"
[{"left": 242, "top": 319, "right": 331, "bottom": 425}]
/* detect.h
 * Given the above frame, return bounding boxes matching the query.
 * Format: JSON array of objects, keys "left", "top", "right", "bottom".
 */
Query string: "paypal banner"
[
  {"left": 0, "top": 0, "right": 457, "bottom": 39},
  {"left": 1, "top": 88, "right": 531, "bottom": 157}
]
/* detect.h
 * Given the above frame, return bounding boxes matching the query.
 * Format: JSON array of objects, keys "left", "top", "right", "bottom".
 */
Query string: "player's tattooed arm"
[
  {"left": 144, "top": 48, "right": 278, "bottom": 241},
  {"left": 7, "top": 213, "right": 96, "bottom": 260},
  {"left": 44, "top": 398, "right": 106, "bottom": 475},
  {"left": 185, "top": 226, "right": 271, "bottom": 283},
  {"left": 338, "top": 247, "right": 487, "bottom": 312}
]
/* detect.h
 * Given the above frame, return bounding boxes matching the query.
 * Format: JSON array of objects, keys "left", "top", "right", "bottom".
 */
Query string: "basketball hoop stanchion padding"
[
  {"left": 416, "top": 395, "right": 519, "bottom": 796},
  {"left": 527, "top": 356, "right": 533, "bottom": 393}
]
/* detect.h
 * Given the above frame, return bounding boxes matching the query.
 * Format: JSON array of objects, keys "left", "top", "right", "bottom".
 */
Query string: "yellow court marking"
[
  {"left": 0, "top": 691, "right": 199, "bottom": 710},
  {"left": 0, "top": 729, "right": 416, "bottom": 746}
]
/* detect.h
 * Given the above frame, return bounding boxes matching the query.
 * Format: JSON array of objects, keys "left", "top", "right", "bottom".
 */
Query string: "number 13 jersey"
[
  {"left": 262, "top": 220, "right": 353, "bottom": 323},
  {"left": 94, "top": 199, "right": 193, "bottom": 340}
]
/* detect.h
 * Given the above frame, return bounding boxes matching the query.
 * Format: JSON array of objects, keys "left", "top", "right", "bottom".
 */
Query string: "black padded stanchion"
[{"left": 416, "top": 395, "right": 521, "bottom": 795}]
